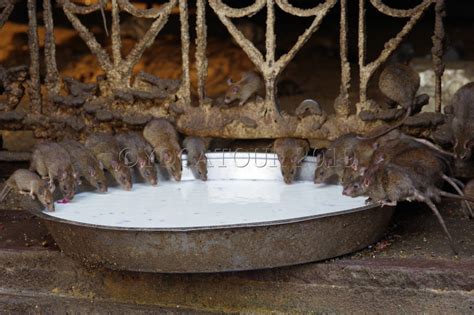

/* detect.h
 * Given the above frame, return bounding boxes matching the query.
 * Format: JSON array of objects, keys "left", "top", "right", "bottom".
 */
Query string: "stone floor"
[{"left": 0, "top": 198, "right": 473, "bottom": 313}]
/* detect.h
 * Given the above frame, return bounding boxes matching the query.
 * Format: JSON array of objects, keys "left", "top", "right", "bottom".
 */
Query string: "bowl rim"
[{"left": 29, "top": 202, "right": 381, "bottom": 232}]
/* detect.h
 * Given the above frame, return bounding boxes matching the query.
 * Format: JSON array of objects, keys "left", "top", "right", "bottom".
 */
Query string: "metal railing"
[{"left": 0, "top": 0, "right": 446, "bottom": 140}]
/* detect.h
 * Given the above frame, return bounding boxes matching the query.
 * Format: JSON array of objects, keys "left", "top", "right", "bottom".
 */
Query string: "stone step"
[{"left": 0, "top": 249, "right": 472, "bottom": 313}]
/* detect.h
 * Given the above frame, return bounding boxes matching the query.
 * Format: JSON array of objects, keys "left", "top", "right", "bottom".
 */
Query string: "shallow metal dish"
[{"left": 28, "top": 152, "right": 394, "bottom": 273}]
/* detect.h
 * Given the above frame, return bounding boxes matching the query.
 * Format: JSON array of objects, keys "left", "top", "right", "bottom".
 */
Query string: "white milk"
[{"left": 47, "top": 181, "right": 367, "bottom": 228}]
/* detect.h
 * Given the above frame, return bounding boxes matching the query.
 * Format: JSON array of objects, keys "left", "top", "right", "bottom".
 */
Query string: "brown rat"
[
  {"left": 60, "top": 139, "right": 108, "bottom": 193},
  {"left": 273, "top": 138, "right": 309, "bottom": 184},
  {"left": 344, "top": 162, "right": 460, "bottom": 253},
  {"left": 183, "top": 136, "right": 211, "bottom": 181},
  {"left": 85, "top": 133, "right": 133, "bottom": 191},
  {"left": 224, "top": 71, "right": 263, "bottom": 106},
  {"left": 314, "top": 130, "right": 402, "bottom": 185},
  {"left": 360, "top": 63, "right": 420, "bottom": 140},
  {"left": 143, "top": 119, "right": 183, "bottom": 181},
  {"left": 449, "top": 82, "right": 474, "bottom": 160},
  {"left": 345, "top": 153, "right": 474, "bottom": 253},
  {"left": 30, "top": 142, "right": 77, "bottom": 200},
  {"left": 314, "top": 133, "right": 360, "bottom": 184},
  {"left": 0, "top": 169, "right": 54, "bottom": 211},
  {"left": 116, "top": 132, "right": 157, "bottom": 186},
  {"left": 367, "top": 138, "right": 473, "bottom": 218}
]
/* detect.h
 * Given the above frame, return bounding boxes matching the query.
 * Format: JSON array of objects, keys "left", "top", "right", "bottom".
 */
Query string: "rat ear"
[
  {"left": 326, "top": 157, "right": 334, "bottom": 167},
  {"left": 375, "top": 154, "right": 385, "bottom": 164},
  {"left": 344, "top": 152, "right": 354, "bottom": 167},
  {"left": 363, "top": 176, "right": 371, "bottom": 187},
  {"left": 123, "top": 154, "right": 130, "bottom": 165},
  {"left": 138, "top": 157, "right": 146, "bottom": 168},
  {"left": 149, "top": 152, "right": 155, "bottom": 163},
  {"left": 98, "top": 160, "right": 105, "bottom": 170},
  {"left": 232, "top": 86, "right": 240, "bottom": 93},
  {"left": 59, "top": 171, "right": 68, "bottom": 180},
  {"left": 351, "top": 157, "right": 359, "bottom": 171},
  {"left": 88, "top": 166, "right": 96, "bottom": 176},
  {"left": 227, "top": 78, "right": 234, "bottom": 86},
  {"left": 162, "top": 150, "right": 172, "bottom": 162},
  {"left": 111, "top": 160, "right": 119, "bottom": 171}
]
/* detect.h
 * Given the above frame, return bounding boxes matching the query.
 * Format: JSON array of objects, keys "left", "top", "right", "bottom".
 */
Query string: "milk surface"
[{"left": 48, "top": 181, "right": 368, "bottom": 228}]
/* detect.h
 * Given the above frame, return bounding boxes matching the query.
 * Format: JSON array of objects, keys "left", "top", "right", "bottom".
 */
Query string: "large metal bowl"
[{"left": 29, "top": 152, "right": 394, "bottom": 273}]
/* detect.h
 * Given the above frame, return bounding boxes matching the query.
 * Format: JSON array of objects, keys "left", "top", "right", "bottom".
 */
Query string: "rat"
[
  {"left": 345, "top": 149, "right": 474, "bottom": 253},
  {"left": 273, "top": 138, "right": 309, "bottom": 184},
  {"left": 366, "top": 137, "right": 473, "bottom": 218},
  {"left": 343, "top": 163, "right": 462, "bottom": 254},
  {"left": 183, "top": 136, "right": 211, "bottom": 181},
  {"left": 116, "top": 132, "right": 158, "bottom": 186},
  {"left": 30, "top": 142, "right": 77, "bottom": 201},
  {"left": 224, "top": 71, "right": 263, "bottom": 106},
  {"left": 314, "top": 130, "right": 402, "bottom": 185},
  {"left": 143, "top": 119, "right": 183, "bottom": 181},
  {"left": 449, "top": 82, "right": 474, "bottom": 160},
  {"left": 60, "top": 139, "right": 108, "bottom": 193},
  {"left": 85, "top": 133, "right": 133, "bottom": 191},
  {"left": 314, "top": 133, "right": 360, "bottom": 184},
  {"left": 0, "top": 169, "right": 54, "bottom": 211},
  {"left": 360, "top": 63, "right": 421, "bottom": 140}
]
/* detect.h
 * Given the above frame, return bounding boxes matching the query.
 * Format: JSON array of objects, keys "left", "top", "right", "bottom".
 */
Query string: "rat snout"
[
  {"left": 199, "top": 170, "right": 208, "bottom": 181},
  {"left": 98, "top": 185, "right": 108, "bottom": 193},
  {"left": 283, "top": 176, "right": 293, "bottom": 185},
  {"left": 342, "top": 186, "right": 351, "bottom": 196},
  {"left": 65, "top": 189, "right": 75, "bottom": 200},
  {"left": 283, "top": 171, "right": 293, "bottom": 184},
  {"left": 173, "top": 173, "right": 182, "bottom": 182}
]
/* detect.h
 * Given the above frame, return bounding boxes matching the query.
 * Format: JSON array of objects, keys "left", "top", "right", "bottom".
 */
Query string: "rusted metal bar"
[
  {"left": 335, "top": 0, "right": 350, "bottom": 117},
  {"left": 27, "top": 0, "right": 42, "bottom": 113},
  {"left": 111, "top": 0, "right": 122, "bottom": 69},
  {"left": 43, "top": 0, "right": 60, "bottom": 95},
  {"left": 195, "top": 0, "right": 207, "bottom": 102},
  {"left": 62, "top": 1, "right": 114, "bottom": 74},
  {"left": 0, "top": 0, "right": 15, "bottom": 29},
  {"left": 208, "top": 0, "right": 265, "bottom": 70},
  {"left": 358, "top": 0, "right": 367, "bottom": 109},
  {"left": 179, "top": 0, "right": 191, "bottom": 105},
  {"left": 264, "top": 0, "right": 276, "bottom": 111},
  {"left": 123, "top": 1, "right": 176, "bottom": 82},
  {"left": 432, "top": 0, "right": 446, "bottom": 113},
  {"left": 273, "top": 0, "right": 337, "bottom": 74}
]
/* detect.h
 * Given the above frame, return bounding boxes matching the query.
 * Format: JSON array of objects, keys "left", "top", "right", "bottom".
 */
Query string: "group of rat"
[
  {"left": 0, "top": 119, "right": 212, "bottom": 210},
  {"left": 1, "top": 62, "right": 473, "bottom": 253},
  {"left": 314, "top": 63, "right": 474, "bottom": 254}
]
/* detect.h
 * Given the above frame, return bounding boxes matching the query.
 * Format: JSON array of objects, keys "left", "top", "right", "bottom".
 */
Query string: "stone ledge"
[{"left": 0, "top": 249, "right": 472, "bottom": 313}]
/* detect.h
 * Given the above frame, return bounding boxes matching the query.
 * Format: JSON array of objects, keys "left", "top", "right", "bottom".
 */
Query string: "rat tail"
[
  {"left": 442, "top": 175, "right": 473, "bottom": 219},
  {"left": 423, "top": 197, "right": 458, "bottom": 255},
  {"left": 411, "top": 138, "right": 456, "bottom": 158},
  {"left": 100, "top": 0, "right": 109, "bottom": 37},
  {"left": 438, "top": 190, "right": 474, "bottom": 203},
  {"left": 0, "top": 185, "right": 12, "bottom": 202},
  {"left": 358, "top": 106, "right": 411, "bottom": 141}
]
